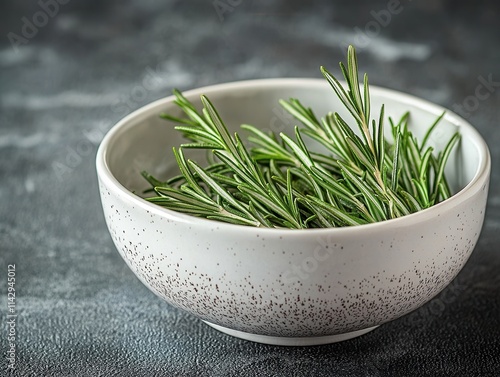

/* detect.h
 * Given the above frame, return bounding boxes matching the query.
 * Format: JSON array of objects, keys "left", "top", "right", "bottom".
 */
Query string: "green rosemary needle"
[{"left": 142, "top": 45, "right": 460, "bottom": 229}]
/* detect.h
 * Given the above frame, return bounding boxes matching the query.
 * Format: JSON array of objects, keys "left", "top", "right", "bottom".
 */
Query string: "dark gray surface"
[{"left": 1, "top": 0, "right": 499, "bottom": 376}]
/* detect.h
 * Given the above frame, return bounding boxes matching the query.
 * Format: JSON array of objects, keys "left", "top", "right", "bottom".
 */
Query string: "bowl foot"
[{"left": 203, "top": 322, "right": 379, "bottom": 346}]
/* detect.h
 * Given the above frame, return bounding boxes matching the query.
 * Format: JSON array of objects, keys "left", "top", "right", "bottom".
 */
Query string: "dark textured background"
[{"left": 1, "top": 0, "right": 499, "bottom": 376}]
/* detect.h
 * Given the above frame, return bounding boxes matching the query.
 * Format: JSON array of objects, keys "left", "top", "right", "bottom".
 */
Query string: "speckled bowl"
[{"left": 96, "top": 79, "right": 490, "bottom": 346}]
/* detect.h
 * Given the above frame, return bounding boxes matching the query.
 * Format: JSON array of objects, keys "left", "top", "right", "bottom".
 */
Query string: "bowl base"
[{"left": 203, "top": 321, "right": 379, "bottom": 346}]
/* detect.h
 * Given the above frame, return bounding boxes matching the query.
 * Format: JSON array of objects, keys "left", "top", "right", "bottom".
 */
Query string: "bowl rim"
[{"left": 96, "top": 78, "right": 491, "bottom": 235}]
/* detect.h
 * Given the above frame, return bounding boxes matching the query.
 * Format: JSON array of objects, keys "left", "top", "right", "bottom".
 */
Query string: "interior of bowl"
[{"left": 102, "top": 79, "right": 486, "bottom": 201}]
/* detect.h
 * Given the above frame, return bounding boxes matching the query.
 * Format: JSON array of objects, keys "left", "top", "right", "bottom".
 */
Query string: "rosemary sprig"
[{"left": 142, "top": 46, "right": 460, "bottom": 229}]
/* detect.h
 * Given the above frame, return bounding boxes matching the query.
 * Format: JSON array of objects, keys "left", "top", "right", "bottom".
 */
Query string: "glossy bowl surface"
[{"left": 96, "top": 79, "right": 490, "bottom": 345}]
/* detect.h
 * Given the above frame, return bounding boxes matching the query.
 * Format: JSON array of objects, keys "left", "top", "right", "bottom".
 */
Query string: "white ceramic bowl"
[{"left": 96, "top": 79, "right": 490, "bottom": 346}]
